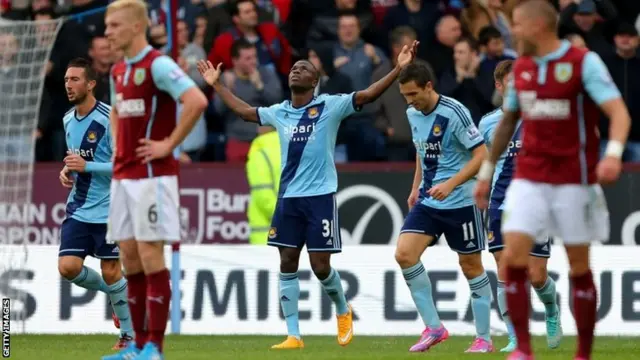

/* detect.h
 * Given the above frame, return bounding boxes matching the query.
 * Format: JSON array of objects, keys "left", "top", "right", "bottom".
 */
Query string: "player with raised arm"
[
  {"left": 58, "top": 58, "right": 133, "bottom": 350},
  {"left": 473, "top": 1, "right": 631, "bottom": 360},
  {"left": 197, "top": 40, "right": 418, "bottom": 349},
  {"left": 478, "top": 59, "right": 561, "bottom": 353},
  {"left": 101, "top": 0, "right": 208, "bottom": 359},
  {"left": 394, "top": 61, "right": 493, "bottom": 354}
]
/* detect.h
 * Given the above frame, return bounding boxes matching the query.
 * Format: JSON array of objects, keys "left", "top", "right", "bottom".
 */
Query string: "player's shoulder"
[
  {"left": 479, "top": 108, "right": 502, "bottom": 131},
  {"left": 438, "top": 95, "right": 472, "bottom": 122},
  {"left": 94, "top": 101, "right": 111, "bottom": 121},
  {"left": 63, "top": 107, "right": 75, "bottom": 124},
  {"left": 317, "top": 92, "right": 353, "bottom": 103}
]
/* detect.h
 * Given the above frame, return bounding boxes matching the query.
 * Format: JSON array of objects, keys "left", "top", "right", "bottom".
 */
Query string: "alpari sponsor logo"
[
  {"left": 68, "top": 146, "right": 95, "bottom": 159},
  {"left": 414, "top": 140, "right": 442, "bottom": 159},
  {"left": 283, "top": 123, "right": 317, "bottom": 142},
  {"left": 116, "top": 98, "right": 146, "bottom": 118},
  {"left": 506, "top": 140, "right": 522, "bottom": 157}
]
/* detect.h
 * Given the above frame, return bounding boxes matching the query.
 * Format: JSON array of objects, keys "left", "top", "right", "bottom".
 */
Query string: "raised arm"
[
  {"left": 354, "top": 41, "right": 419, "bottom": 107},
  {"left": 197, "top": 60, "right": 259, "bottom": 123}
]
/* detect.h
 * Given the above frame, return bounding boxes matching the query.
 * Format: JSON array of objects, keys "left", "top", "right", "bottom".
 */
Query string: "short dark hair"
[
  {"left": 67, "top": 58, "right": 97, "bottom": 82},
  {"left": 398, "top": 61, "right": 434, "bottom": 88},
  {"left": 230, "top": 38, "right": 255, "bottom": 58},
  {"left": 456, "top": 37, "right": 478, "bottom": 52},
  {"left": 33, "top": 7, "right": 57, "bottom": 19},
  {"left": 229, "top": 0, "right": 255, "bottom": 17},
  {"left": 478, "top": 26, "right": 502, "bottom": 46},
  {"left": 389, "top": 26, "right": 417, "bottom": 47},
  {"left": 493, "top": 59, "right": 513, "bottom": 83}
]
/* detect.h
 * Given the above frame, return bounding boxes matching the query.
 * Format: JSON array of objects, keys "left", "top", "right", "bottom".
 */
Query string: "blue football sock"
[
  {"left": 279, "top": 272, "right": 301, "bottom": 339},
  {"left": 107, "top": 277, "right": 134, "bottom": 337},
  {"left": 70, "top": 266, "right": 108, "bottom": 292},
  {"left": 469, "top": 272, "right": 492, "bottom": 341},
  {"left": 534, "top": 277, "right": 558, "bottom": 317},
  {"left": 497, "top": 280, "right": 515, "bottom": 339},
  {"left": 402, "top": 262, "right": 441, "bottom": 329},
  {"left": 320, "top": 268, "right": 349, "bottom": 315}
]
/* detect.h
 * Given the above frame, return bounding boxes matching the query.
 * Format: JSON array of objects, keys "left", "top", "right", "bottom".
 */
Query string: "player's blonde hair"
[{"left": 106, "top": 0, "right": 150, "bottom": 29}]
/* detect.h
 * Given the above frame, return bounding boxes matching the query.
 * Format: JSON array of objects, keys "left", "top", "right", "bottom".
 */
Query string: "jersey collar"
[
  {"left": 125, "top": 45, "right": 153, "bottom": 65},
  {"left": 534, "top": 40, "right": 571, "bottom": 65}
]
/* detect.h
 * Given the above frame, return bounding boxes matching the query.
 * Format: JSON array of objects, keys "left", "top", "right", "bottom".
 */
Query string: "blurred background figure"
[{"left": 246, "top": 126, "right": 280, "bottom": 245}]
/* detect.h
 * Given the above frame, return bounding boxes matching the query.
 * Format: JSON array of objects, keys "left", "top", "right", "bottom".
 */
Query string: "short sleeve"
[
  {"left": 453, "top": 107, "right": 485, "bottom": 150},
  {"left": 256, "top": 103, "right": 281, "bottom": 127},
  {"left": 109, "top": 73, "right": 116, "bottom": 106},
  {"left": 582, "top": 52, "right": 621, "bottom": 105},
  {"left": 150, "top": 56, "right": 197, "bottom": 101},
  {"left": 329, "top": 92, "right": 361, "bottom": 121},
  {"left": 477, "top": 117, "right": 494, "bottom": 147},
  {"left": 503, "top": 74, "right": 519, "bottom": 112}
]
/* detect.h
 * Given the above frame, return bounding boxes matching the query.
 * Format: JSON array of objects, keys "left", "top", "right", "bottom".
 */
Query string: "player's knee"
[
  {"left": 309, "top": 254, "right": 331, "bottom": 280},
  {"left": 279, "top": 248, "right": 301, "bottom": 273},
  {"left": 58, "top": 258, "right": 83, "bottom": 280},
  {"left": 100, "top": 260, "right": 122, "bottom": 285},
  {"left": 458, "top": 254, "right": 484, "bottom": 279},
  {"left": 394, "top": 245, "right": 420, "bottom": 268}
]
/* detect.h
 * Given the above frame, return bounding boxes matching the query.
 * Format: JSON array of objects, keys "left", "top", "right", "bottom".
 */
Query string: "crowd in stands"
[{"left": 1, "top": 0, "right": 639, "bottom": 163}]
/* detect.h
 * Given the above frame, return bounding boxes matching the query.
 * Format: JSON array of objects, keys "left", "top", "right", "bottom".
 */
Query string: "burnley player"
[
  {"left": 197, "top": 40, "right": 418, "bottom": 349},
  {"left": 473, "top": 1, "right": 631, "bottom": 359},
  {"left": 102, "top": 0, "right": 208, "bottom": 359},
  {"left": 394, "top": 62, "right": 493, "bottom": 353},
  {"left": 58, "top": 58, "right": 133, "bottom": 350},
  {"left": 478, "top": 59, "right": 561, "bottom": 353}
]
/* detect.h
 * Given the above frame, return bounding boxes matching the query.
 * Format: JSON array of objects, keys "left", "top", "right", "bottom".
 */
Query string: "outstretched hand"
[
  {"left": 197, "top": 60, "right": 223, "bottom": 86},
  {"left": 396, "top": 40, "right": 419, "bottom": 69}
]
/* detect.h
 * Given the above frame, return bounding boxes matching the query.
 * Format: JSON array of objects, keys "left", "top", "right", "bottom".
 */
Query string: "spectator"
[
  {"left": 371, "top": 26, "right": 420, "bottom": 161},
  {"left": 476, "top": 25, "right": 516, "bottom": 107},
  {"left": 332, "top": 14, "right": 387, "bottom": 162},
  {"left": 558, "top": 0, "right": 618, "bottom": 57},
  {"left": 566, "top": 33, "right": 588, "bottom": 49},
  {"left": 214, "top": 39, "right": 283, "bottom": 163},
  {"left": 203, "top": 0, "right": 276, "bottom": 53},
  {"left": 285, "top": 0, "right": 378, "bottom": 54},
  {"left": 208, "top": 0, "right": 292, "bottom": 79},
  {"left": 65, "top": 0, "right": 109, "bottom": 40},
  {"left": 382, "top": 0, "right": 442, "bottom": 56},
  {"left": 438, "top": 37, "right": 491, "bottom": 124},
  {"left": 193, "top": 13, "right": 208, "bottom": 48},
  {"left": 333, "top": 14, "right": 387, "bottom": 91},
  {"left": 602, "top": 23, "right": 640, "bottom": 162},
  {"left": 372, "top": 0, "right": 398, "bottom": 26},
  {"left": 461, "top": 0, "right": 514, "bottom": 50},
  {"left": 177, "top": 19, "right": 208, "bottom": 162},
  {"left": 308, "top": 44, "right": 353, "bottom": 96},
  {"left": 88, "top": 36, "right": 112, "bottom": 104},
  {"left": 308, "top": 43, "right": 353, "bottom": 163},
  {"left": 423, "top": 14, "right": 462, "bottom": 78}
]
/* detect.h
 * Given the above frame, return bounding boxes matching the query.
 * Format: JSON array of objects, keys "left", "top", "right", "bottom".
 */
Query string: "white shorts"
[
  {"left": 107, "top": 176, "right": 181, "bottom": 243},
  {"left": 502, "top": 179, "right": 609, "bottom": 245}
]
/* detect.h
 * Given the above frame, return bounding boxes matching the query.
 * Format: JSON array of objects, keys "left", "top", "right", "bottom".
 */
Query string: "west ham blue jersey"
[
  {"left": 63, "top": 101, "right": 113, "bottom": 223},
  {"left": 409, "top": 96, "right": 484, "bottom": 209},
  {"left": 478, "top": 108, "right": 522, "bottom": 210},
  {"left": 257, "top": 93, "right": 360, "bottom": 198}
]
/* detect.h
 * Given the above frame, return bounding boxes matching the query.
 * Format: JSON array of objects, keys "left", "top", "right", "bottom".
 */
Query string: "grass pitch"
[{"left": 9, "top": 335, "right": 640, "bottom": 359}]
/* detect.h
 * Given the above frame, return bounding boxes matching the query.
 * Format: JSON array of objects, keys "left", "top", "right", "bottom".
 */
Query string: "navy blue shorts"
[
  {"left": 487, "top": 209, "right": 551, "bottom": 258},
  {"left": 59, "top": 218, "right": 119, "bottom": 259},
  {"left": 268, "top": 193, "right": 341, "bottom": 253},
  {"left": 401, "top": 204, "right": 485, "bottom": 254}
]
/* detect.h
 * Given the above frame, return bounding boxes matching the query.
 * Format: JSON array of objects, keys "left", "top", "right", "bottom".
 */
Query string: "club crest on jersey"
[
  {"left": 268, "top": 227, "right": 277, "bottom": 239},
  {"left": 307, "top": 107, "right": 319, "bottom": 119},
  {"left": 134, "top": 68, "right": 146, "bottom": 86},
  {"left": 432, "top": 124, "right": 442, "bottom": 137},
  {"left": 554, "top": 63, "right": 573, "bottom": 83},
  {"left": 86, "top": 131, "right": 98, "bottom": 143},
  {"left": 488, "top": 231, "right": 494, "bottom": 243}
]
